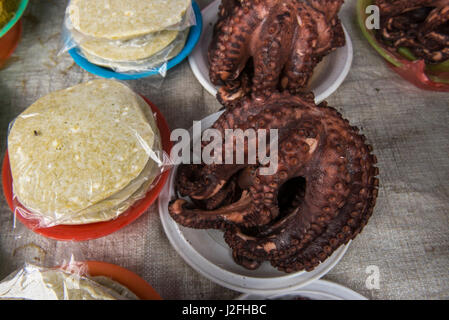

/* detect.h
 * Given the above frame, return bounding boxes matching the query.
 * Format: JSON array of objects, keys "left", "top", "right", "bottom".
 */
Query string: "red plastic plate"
[
  {"left": 0, "top": 19, "right": 22, "bottom": 68},
  {"left": 84, "top": 261, "right": 162, "bottom": 300},
  {"left": 2, "top": 96, "right": 172, "bottom": 241}
]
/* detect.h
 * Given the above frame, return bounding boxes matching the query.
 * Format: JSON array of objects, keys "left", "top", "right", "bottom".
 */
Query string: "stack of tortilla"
[
  {"left": 0, "top": 264, "right": 138, "bottom": 300},
  {"left": 8, "top": 79, "right": 162, "bottom": 226},
  {"left": 66, "top": 0, "right": 193, "bottom": 72}
]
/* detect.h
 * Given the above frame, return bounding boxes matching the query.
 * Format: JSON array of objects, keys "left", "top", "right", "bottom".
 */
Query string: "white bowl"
[
  {"left": 158, "top": 111, "right": 351, "bottom": 294},
  {"left": 237, "top": 279, "right": 367, "bottom": 300},
  {"left": 188, "top": 0, "right": 353, "bottom": 104}
]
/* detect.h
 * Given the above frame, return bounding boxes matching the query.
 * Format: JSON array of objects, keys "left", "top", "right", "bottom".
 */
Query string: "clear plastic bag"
[
  {"left": 60, "top": 0, "right": 196, "bottom": 76},
  {"left": 6, "top": 79, "right": 173, "bottom": 228},
  {"left": 75, "top": 29, "right": 190, "bottom": 74},
  {"left": 0, "top": 256, "right": 139, "bottom": 300}
]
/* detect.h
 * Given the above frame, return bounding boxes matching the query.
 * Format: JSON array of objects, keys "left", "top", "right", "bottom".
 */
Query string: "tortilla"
[
  {"left": 59, "top": 152, "right": 156, "bottom": 225},
  {"left": 81, "top": 29, "right": 189, "bottom": 72},
  {"left": 68, "top": 0, "right": 192, "bottom": 40},
  {"left": 0, "top": 264, "right": 137, "bottom": 300},
  {"left": 8, "top": 80, "right": 157, "bottom": 225},
  {"left": 79, "top": 29, "right": 180, "bottom": 62},
  {"left": 61, "top": 95, "right": 162, "bottom": 225}
]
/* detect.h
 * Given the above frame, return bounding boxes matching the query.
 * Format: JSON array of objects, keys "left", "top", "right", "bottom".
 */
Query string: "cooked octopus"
[
  {"left": 169, "top": 92, "right": 379, "bottom": 272},
  {"left": 376, "top": 0, "right": 449, "bottom": 63},
  {"left": 208, "top": 0, "right": 346, "bottom": 106}
]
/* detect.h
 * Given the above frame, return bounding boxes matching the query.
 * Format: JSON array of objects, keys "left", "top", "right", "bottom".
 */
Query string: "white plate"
[
  {"left": 158, "top": 111, "right": 351, "bottom": 294},
  {"left": 188, "top": 0, "right": 353, "bottom": 104},
  {"left": 237, "top": 279, "right": 367, "bottom": 300}
]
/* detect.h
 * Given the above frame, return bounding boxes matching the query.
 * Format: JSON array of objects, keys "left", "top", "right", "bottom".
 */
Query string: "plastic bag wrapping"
[
  {"left": 76, "top": 30, "right": 190, "bottom": 74},
  {"left": 6, "top": 79, "right": 173, "bottom": 228},
  {"left": 0, "top": 256, "right": 138, "bottom": 300},
  {"left": 61, "top": 0, "right": 196, "bottom": 75}
]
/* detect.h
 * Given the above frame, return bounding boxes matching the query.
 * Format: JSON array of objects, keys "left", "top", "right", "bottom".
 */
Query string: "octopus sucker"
[
  {"left": 376, "top": 0, "right": 449, "bottom": 64},
  {"left": 208, "top": 0, "right": 346, "bottom": 106},
  {"left": 168, "top": 92, "right": 379, "bottom": 273}
]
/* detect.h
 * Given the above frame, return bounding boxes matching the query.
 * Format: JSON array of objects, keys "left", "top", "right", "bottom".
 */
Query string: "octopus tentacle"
[
  {"left": 251, "top": 2, "right": 295, "bottom": 96},
  {"left": 169, "top": 189, "right": 252, "bottom": 230},
  {"left": 281, "top": 6, "right": 318, "bottom": 92},
  {"left": 209, "top": 0, "right": 263, "bottom": 85},
  {"left": 176, "top": 163, "right": 245, "bottom": 200}
]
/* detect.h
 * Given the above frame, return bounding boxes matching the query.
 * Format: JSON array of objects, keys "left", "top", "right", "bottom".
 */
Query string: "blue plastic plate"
[{"left": 68, "top": 1, "right": 203, "bottom": 80}]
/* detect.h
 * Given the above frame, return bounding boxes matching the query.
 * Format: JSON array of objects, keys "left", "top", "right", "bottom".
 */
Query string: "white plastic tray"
[{"left": 237, "top": 279, "right": 367, "bottom": 300}]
